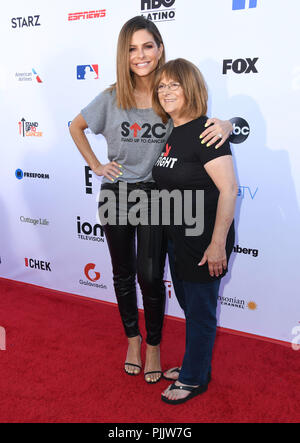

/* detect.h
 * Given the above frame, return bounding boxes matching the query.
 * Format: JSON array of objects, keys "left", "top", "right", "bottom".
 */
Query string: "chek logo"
[{"left": 223, "top": 58, "right": 259, "bottom": 74}]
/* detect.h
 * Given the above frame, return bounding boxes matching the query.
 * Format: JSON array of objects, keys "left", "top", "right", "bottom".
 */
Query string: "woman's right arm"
[{"left": 69, "top": 113, "right": 122, "bottom": 181}]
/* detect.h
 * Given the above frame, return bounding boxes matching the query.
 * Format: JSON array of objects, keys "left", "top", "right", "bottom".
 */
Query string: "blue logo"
[
  {"left": 15, "top": 169, "right": 24, "bottom": 180},
  {"left": 232, "top": 0, "right": 257, "bottom": 10},
  {"left": 76, "top": 65, "right": 99, "bottom": 80}
]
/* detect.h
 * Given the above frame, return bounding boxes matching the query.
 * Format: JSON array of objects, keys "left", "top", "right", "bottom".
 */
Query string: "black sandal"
[
  {"left": 144, "top": 371, "right": 163, "bottom": 384},
  {"left": 124, "top": 363, "right": 142, "bottom": 376},
  {"left": 161, "top": 382, "right": 208, "bottom": 405},
  {"left": 162, "top": 367, "right": 181, "bottom": 381}
]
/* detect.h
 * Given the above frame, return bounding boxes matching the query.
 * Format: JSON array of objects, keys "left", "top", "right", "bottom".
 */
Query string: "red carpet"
[{"left": 0, "top": 277, "right": 299, "bottom": 423}]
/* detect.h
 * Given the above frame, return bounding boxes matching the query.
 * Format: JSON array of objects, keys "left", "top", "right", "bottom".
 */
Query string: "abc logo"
[
  {"left": 229, "top": 118, "right": 250, "bottom": 144},
  {"left": 141, "top": 0, "right": 175, "bottom": 9}
]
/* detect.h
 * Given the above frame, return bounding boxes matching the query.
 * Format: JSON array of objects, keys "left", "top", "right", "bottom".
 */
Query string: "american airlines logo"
[{"left": 68, "top": 10, "right": 106, "bottom": 21}]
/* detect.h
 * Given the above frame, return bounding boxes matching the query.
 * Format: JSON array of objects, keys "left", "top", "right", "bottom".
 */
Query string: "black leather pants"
[{"left": 99, "top": 181, "right": 167, "bottom": 346}]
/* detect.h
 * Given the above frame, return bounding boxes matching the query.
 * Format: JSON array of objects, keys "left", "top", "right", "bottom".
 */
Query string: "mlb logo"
[
  {"left": 232, "top": 0, "right": 257, "bottom": 10},
  {"left": 77, "top": 65, "right": 99, "bottom": 80}
]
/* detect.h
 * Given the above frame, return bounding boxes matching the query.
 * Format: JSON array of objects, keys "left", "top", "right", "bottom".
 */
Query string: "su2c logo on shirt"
[{"left": 121, "top": 121, "right": 166, "bottom": 143}]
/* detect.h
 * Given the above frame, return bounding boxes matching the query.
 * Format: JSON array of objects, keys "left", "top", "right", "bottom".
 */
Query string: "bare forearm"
[
  {"left": 69, "top": 125, "right": 101, "bottom": 172},
  {"left": 211, "top": 188, "right": 237, "bottom": 246}
]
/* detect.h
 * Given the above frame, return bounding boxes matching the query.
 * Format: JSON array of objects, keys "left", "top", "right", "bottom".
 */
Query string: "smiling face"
[
  {"left": 129, "top": 29, "right": 163, "bottom": 78},
  {"left": 157, "top": 75, "right": 186, "bottom": 120}
]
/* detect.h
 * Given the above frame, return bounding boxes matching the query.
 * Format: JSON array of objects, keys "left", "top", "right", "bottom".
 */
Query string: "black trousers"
[{"left": 99, "top": 181, "right": 167, "bottom": 346}]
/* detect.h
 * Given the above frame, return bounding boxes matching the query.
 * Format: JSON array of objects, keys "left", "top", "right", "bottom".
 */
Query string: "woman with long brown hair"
[{"left": 69, "top": 16, "right": 233, "bottom": 384}]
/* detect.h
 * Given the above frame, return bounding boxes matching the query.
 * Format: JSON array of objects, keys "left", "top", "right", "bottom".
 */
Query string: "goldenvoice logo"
[
  {"left": 140, "top": 0, "right": 176, "bottom": 22},
  {"left": 77, "top": 65, "right": 99, "bottom": 80},
  {"left": 15, "top": 68, "right": 43, "bottom": 83},
  {"left": 18, "top": 118, "right": 43, "bottom": 137},
  {"left": 15, "top": 169, "right": 50, "bottom": 180},
  {"left": 79, "top": 264, "right": 107, "bottom": 289},
  {"left": 11, "top": 15, "right": 41, "bottom": 28},
  {"left": 232, "top": 0, "right": 257, "bottom": 10},
  {"left": 68, "top": 10, "right": 106, "bottom": 21}
]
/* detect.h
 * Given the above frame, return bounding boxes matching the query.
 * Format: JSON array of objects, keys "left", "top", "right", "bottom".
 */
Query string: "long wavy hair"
[{"left": 108, "top": 16, "right": 166, "bottom": 109}]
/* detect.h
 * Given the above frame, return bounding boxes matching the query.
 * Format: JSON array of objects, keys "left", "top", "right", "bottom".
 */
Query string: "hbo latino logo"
[
  {"left": 141, "top": 0, "right": 176, "bottom": 22},
  {"left": 229, "top": 118, "right": 250, "bottom": 144}
]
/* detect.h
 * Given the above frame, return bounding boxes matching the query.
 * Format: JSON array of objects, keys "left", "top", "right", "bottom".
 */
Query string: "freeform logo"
[
  {"left": 233, "top": 244, "right": 259, "bottom": 257},
  {"left": 68, "top": 10, "right": 106, "bottom": 21},
  {"left": 15, "top": 169, "right": 50, "bottom": 180},
  {"left": 11, "top": 15, "right": 41, "bottom": 28},
  {"left": 223, "top": 58, "right": 258, "bottom": 75},
  {"left": 15, "top": 68, "right": 42, "bottom": 83},
  {"left": 77, "top": 65, "right": 99, "bottom": 80},
  {"left": 229, "top": 117, "right": 250, "bottom": 144},
  {"left": 141, "top": 0, "right": 176, "bottom": 22},
  {"left": 77, "top": 216, "right": 104, "bottom": 242},
  {"left": 18, "top": 118, "right": 42, "bottom": 137},
  {"left": 25, "top": 258, "right": 51, "bottom": 271},
  {"left": 232, "top": 0, "right": 257, "bottom": 10}
]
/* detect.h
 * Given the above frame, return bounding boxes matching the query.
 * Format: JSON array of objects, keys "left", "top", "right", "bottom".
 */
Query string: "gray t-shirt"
[{"left": 81, "top": 89, "right": 173, "bottom": 184}]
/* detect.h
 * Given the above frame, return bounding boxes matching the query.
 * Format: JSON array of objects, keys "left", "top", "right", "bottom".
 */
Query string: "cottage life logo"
[
  {"left": 15, "top": 68, "right": 43, "bottom": 83},
  {"left": 18, "top": 118, "right": 42, "bottom": 137},
  {"left": 140, "top": 0, "right": 176, "bottom": 22}
]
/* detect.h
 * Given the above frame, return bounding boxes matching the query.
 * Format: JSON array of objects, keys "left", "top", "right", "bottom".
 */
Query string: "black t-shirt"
[{"left": 152, "top": 116, "right": 235, "bottom": 283}]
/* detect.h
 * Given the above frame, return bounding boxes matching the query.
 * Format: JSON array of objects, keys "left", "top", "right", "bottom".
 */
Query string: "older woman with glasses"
[{"left": 152, "top": 58, "right": 237, "bottom": 404}]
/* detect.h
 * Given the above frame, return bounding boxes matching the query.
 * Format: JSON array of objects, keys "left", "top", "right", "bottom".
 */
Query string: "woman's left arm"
[
  {"left": 200, "top": 118, "right": 233, "bottom": 149},
  {"left": 198, "top": 155, "right": 238, "bottom": 277}
]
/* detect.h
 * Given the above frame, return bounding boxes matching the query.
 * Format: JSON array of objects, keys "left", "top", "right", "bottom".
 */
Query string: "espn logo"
[{"left": 68, "top": 10, "right": 106, "bottom": 21}]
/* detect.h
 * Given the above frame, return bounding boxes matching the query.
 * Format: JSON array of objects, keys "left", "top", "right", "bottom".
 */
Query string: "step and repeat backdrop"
[{"left": 1, "top": 0, "right": 300, "bottom": 346}]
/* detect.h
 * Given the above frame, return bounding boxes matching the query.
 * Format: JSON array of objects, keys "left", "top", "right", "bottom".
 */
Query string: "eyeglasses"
[{"left": 157, "top": 82, "right": 181, "bottom": 93}]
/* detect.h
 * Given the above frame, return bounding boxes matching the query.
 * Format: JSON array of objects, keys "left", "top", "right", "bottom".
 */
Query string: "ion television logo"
[
  {"left": 77, "top": 65, "right": 99, "bottom": 80},
  {"left": 232, "top": 0, "right": 257, "bottom": 10},
  {"left": 229, "top": 117, "right": 250, "bottom": 144},
  {"left": 141, "top": 0, "right": 176, "bottom": 22}
]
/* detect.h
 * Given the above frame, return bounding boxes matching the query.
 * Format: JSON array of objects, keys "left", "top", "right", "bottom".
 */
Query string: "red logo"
[
  {"left": 164, "top": 143, "right": 171, "bottom": 157},
  {"left": 130, "top": 123, "right": 142, "bottom": 138},
  {"left": 68, "top": 10, "right": 106, "bottom": 21},
  {"left": 84, "top": 263, "right": 100, "bottom": 282}
]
